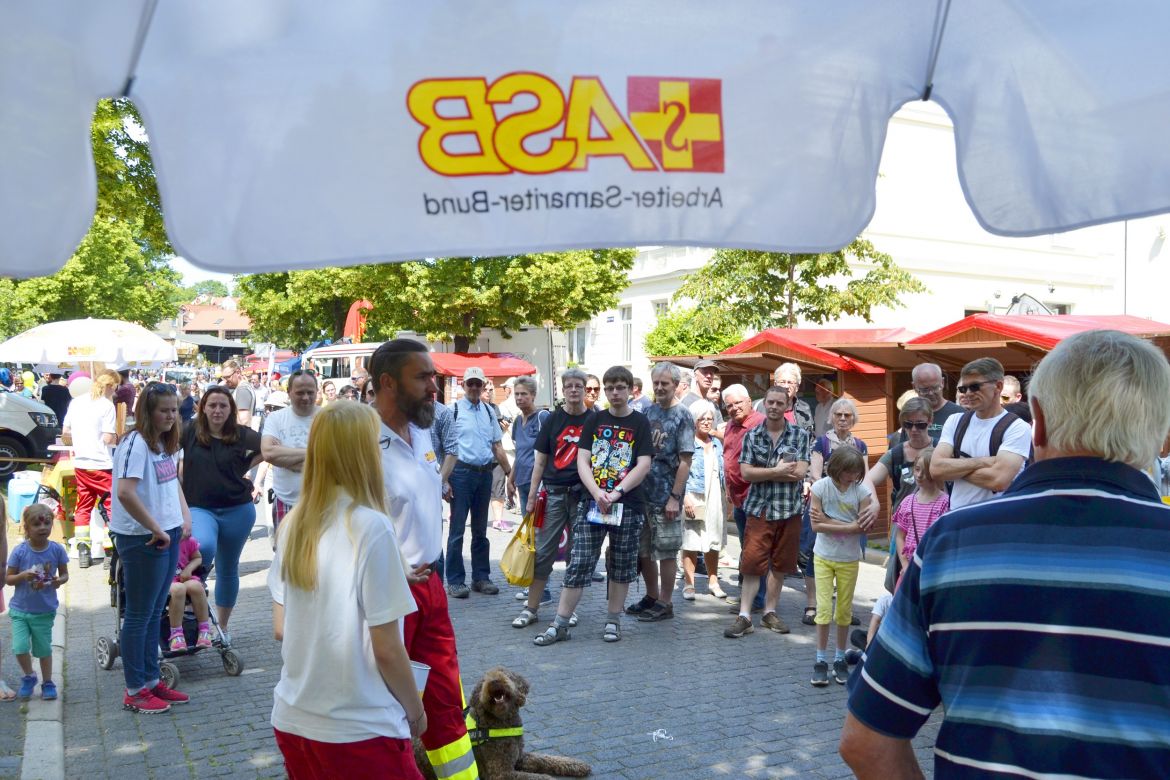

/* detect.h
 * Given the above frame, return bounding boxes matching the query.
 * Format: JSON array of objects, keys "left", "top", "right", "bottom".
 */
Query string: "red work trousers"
[
  {"left": 403, "top": 570, "right": 468, "bottom": 754},
  {"left": 273, "top": 729, "right": 422, "bottom": 780},
  {"left": 74, "top": 468, "right": 112, "bottom": 527}
]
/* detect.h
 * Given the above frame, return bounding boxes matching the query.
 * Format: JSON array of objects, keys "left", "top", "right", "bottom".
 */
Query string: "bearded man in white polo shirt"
[{"left": 371, "top": 339, "right": 479, "bottom": 780}]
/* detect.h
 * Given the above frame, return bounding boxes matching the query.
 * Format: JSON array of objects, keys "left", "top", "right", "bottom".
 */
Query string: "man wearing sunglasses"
[{"left": 930, "top": 358, "right": 1031, "bottom": 509}]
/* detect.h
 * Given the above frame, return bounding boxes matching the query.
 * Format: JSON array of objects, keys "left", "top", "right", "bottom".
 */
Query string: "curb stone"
[{"left": 20, "top": 577, "right": 67, "bottom": 780}]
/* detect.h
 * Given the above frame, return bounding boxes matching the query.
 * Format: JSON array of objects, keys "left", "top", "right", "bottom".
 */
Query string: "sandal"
[
  {"left": 709, "top": 583, "right": 727, "bottom": 599},
  {"left": 533, "top": 625, "right": 570, "bottom": 646},
  {"left": 603, "top": 621, "right": 621, "bottom": 643},
  {"left": 801, "top": 606, "right": 817, "bottom": 625},
  {"left": 0, "top": 681, "right": 15, "bottom": 702},
  {"left": 511, "top": 608, "right": 539, "bottom": 628},
  {"left": 682, "top": 586, "right": 696, "bottom": 601},
  {"left": 569, "top": 611, "right": 579, "bottom": 627}
]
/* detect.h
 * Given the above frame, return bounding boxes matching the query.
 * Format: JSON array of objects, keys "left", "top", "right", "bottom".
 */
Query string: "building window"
[
  {"left": 568, "top": 325, "right": 588, "bottom": 365},
  {"left": 620, "top": 305, "right": 633, "bottom": 362},
  {"left": 1045, "top": 302, "right": 1072, "bottom": 314},
  {"left": 652, "top": 299, "right": 669, "bottom": 319},
  {"left": 963, "top": 308, "right": 988, "bottom": 317}
]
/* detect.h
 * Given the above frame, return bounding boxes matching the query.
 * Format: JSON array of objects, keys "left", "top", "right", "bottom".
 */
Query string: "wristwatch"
[
  {"left": 670, "top": 492, "right": 683, "bottom": 501},
  {"left": 614, "top": 485, "right": 626, "bottom": 496}
]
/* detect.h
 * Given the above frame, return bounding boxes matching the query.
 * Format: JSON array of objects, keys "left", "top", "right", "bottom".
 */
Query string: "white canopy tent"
[{"left": 3, "top": 1, "right": 1170, "bottom": 277}]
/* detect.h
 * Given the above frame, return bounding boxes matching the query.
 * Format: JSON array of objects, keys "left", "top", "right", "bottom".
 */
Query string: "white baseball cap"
[{"left": 463, "top": 367, "right": 487, "bottom": 384}]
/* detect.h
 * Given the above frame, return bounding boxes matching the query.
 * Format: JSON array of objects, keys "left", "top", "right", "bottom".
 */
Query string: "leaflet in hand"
[{"left": 586, "top": 501, "right": 624, "bottom": 526}]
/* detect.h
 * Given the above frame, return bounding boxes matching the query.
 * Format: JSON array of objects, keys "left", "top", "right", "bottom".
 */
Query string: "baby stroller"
[{"left": 96, "top": 534, "right": 244, "bottom": 689}]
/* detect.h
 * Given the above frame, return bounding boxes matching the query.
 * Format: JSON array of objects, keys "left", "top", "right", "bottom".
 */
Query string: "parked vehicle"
[{"left": 0, "top": 391, "right": 59, "bottom": 479}]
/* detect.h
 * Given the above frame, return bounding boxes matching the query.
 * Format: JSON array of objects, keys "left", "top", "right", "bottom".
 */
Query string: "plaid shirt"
[{"left": 739, "top": 420, "right": 811, "bottom": 520}]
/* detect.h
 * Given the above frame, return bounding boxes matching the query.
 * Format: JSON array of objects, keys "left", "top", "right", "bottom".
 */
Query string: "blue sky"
[{"left": 171, "top": 256, "right": 234, "bottom": 288}]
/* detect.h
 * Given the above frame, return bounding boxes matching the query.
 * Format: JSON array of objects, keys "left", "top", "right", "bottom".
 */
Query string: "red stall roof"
[
  {"left": 721, "top": 328, "right": 887, "bottom": 374},
  {"left": 431, "top": 352, "right": 537, "bottom": 377},
  {"left": 905, "top": 314, "right": 1170, "bottom": 371}
]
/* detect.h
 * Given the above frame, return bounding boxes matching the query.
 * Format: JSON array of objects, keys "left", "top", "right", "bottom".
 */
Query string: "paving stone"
[{"left": 55, "top": 519, "right": 943, "bottom": 778}]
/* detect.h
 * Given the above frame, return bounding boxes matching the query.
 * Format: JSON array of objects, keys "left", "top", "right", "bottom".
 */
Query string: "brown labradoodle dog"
[{"left": 415, "top": 666, "right": 591, "bottom": 780}]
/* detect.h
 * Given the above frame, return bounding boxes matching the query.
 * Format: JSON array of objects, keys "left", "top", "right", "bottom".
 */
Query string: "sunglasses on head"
[
  {"left": 902, "top": 421, "right": 930, "bottom": 430},
  {"left": 957, "top": 381, "right": 990, "bottom": 394}
]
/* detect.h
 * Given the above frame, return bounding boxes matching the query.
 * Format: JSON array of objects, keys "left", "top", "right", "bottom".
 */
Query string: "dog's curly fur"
[{"left": 415, "top": 666, "right": 591, "bottom": 780}]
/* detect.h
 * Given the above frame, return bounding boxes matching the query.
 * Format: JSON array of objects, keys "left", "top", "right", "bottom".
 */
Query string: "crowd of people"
[{"left": 4, "top": 330, "right": 1170, "bottom": 777}]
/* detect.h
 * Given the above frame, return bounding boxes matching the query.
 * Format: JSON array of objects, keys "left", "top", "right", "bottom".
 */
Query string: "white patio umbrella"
[
  {"left": 0, "top": 319, "right": 177, "bottom": 370},
  {"left": 3, "top": 1, "right": 1170, "bottom": 277}
]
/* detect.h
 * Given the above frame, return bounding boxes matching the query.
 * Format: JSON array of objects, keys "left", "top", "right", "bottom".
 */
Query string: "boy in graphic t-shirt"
[{"left": 533, "top": 366, "right": 652, "bottom": 648}]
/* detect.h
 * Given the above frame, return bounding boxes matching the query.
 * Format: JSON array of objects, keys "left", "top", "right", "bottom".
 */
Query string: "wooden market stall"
[{"left": 903, "top": 313, "right": 1170, "bottom": 373}]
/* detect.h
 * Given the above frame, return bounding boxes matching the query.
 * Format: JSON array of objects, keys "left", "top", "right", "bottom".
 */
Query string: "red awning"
[
  {"left": 721, "top": 328, "right": 885, "bottom": 374},
  {"left": 905, "top": 314, "right": 1170, "bottom": 371},
  {"left": 430, "top": 352, "right": 537, "bottom": 378},
  {"left": 908, "top": 313, "right": 1170, "bottom": 349}
]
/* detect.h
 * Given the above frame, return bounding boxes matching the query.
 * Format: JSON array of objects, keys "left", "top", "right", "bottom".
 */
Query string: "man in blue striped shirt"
[{"left": 841, "top": 330, "right": 1170, "bottom": 779}]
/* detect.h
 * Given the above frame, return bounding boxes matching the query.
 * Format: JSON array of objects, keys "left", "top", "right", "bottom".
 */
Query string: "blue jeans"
[
  {"left": 116, "top": 528, "right": 181, "bottom": 692},
  {"left": 446, "top": 465, "right": 492, "bottom": 585},
  {"left": 191, "top": 502, "right": 257, "bottom": 609},
  {"left": 734, "top": 506, "right": 766, "bottom": 609}
]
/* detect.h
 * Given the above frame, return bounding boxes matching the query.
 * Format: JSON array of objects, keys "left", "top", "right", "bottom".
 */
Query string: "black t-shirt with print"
[
  {"left": 576, "top": 408, "right": 654, "bottom": 512},
  {"left": 534, "top": 407, "right": 595, "bottom": 487}
]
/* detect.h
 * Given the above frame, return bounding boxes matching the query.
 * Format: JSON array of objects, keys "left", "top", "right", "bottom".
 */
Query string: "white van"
[{"left": 0, "top": 391, "right": 60, "bottom": 479}]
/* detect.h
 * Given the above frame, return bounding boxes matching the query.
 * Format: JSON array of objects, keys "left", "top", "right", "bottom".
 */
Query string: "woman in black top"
[{"left": 182, "top": 386, "right": 263, "bottom": 643}]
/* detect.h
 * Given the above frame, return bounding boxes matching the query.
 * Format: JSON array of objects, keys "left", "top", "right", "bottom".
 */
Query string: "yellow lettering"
[
  {"left": 488, "top": 73, "right": 576, "bottom": 175},
  {"left": 406, "top": 78, "right": 508, "bottom": 176},
  {"left": 564, "top": 78, "right": 656, "bottom": 171}
]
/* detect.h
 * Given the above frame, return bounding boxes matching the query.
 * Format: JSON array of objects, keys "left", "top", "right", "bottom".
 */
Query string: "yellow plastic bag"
[{"left": 500, "top": 512, "right": 536, "bottom": 587}]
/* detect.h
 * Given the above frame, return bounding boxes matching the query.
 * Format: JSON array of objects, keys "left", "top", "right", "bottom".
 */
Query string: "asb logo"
[{"left": 407, "top": 74, "right": 723, "bottom": 177}]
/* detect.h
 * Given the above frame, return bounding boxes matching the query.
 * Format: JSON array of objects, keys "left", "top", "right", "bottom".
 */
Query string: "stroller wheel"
[
  {"left": 96, "top": 636, "right": 117, "bottom": 670},
  {"left": 160, "top": 662, "right": 180, "bottom": 690},
  {"left": 222, "top": 649, "right": 244, "bottom": 677}
]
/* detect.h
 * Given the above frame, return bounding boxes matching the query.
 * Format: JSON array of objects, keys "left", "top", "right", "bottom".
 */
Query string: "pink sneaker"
[
  {"left": 195, "top": 626, "right": 213, "bottom": 649},
  {"left": 168, "top": 630, "right": 187, "bottom": 652}
]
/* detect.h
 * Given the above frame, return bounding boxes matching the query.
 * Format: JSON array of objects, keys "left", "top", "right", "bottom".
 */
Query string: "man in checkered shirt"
[{"left": 725, "top": 384, "right": 811, "bottom": 639}]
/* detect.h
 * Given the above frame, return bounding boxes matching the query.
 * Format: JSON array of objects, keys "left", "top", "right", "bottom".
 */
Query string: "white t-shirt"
[
  {"left": 940, "top": 410, "right": 1032, "bottom": 509},
  {"left": 268, "top": 498, "right": 417, "bottom": 742},
  {"left": 63, "top": 396, "right": 116, "bottom": 470},
  {"left": 811, "top": 477, "right": 872, "bottom": 562},
  {"left": 380, "top": 421, "right": 444, "bottom": 569},
  {"left": 263, "top": 406, "right": 318, "bottom": 504},
  {"left": 110, "top": 432, "right": 183, "bottom": 535}
]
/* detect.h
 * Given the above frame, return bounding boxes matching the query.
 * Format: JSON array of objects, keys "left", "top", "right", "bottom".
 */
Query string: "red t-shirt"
[{"left": 722, "top": 410, "right": 765, "bottom": 508}]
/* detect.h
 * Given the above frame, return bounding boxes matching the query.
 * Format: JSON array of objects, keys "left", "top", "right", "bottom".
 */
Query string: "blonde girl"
[
  {"left": 892, "top": 447, "right": 949, "bottom": 579},
  {"left": 269, "top": 401, "right": 425, "bottom": 779}
]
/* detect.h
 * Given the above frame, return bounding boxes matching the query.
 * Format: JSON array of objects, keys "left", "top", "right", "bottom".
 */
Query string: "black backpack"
[{"left": 953, "top": 410, "right": 1033, "bottom": 465}]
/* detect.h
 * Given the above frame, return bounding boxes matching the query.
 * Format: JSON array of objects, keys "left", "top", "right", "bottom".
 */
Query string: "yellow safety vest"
[{"left": 463, "top": 707, "right": 523, "bottom": 746}]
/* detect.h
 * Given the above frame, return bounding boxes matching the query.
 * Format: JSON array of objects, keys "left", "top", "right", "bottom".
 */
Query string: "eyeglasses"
[
  {"left": 465, "top": 380, "right": 483, "bottom": 388},
  {"left": 957, "top": 381, "right": 990, "bottom": 394},
  {"left": 914, "top": 385, "right": 943, "bottom": 394},
  {"left": 902, "top": 421, "right": 930, "bottom": 430},
  {"left": 833, "top": 412, "right": 853, "bottom": 418},
  {"left": 585, "top": 386, "right": 601, "bottom": 393}
]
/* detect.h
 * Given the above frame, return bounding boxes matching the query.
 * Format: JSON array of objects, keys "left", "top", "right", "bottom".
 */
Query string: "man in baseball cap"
[{"left": 438, "top": 366, "right": 513, "bottom": 598}]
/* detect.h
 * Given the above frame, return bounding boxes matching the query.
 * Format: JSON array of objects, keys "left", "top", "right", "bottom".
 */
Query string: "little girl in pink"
[
  {"left": 892, "top": 447, "right": 949, "bottom": 585},
  {"left": 168, "top": 535, "right": 212, "bottom": 650}
]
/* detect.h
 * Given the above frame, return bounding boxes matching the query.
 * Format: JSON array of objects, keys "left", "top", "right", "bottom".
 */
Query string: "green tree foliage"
[
  {"left": 237, "top": 250, "right": 635, "bottom": 351},
  {"left": 169, "top": 279, "right": 232, "bottom": 307},
  {"left": 643, "top": 305, "right": 744, "bottom": 357},
  {"left": 675, "top": 240, "right": 926, "bottom": 330},
  {"left": 0, "top": 99, "right": 180, "bottom": 338},
  {"left": 235, "top": 266, "right": 380, "bottom": 350}
]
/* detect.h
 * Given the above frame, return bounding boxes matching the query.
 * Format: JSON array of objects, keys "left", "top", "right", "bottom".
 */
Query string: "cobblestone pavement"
[
  {"left": 59, "top": 514, "right": 940, "bottom": 779},
  {"left": 1, "top": 608, "right": 27, "bottom": 779}
]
